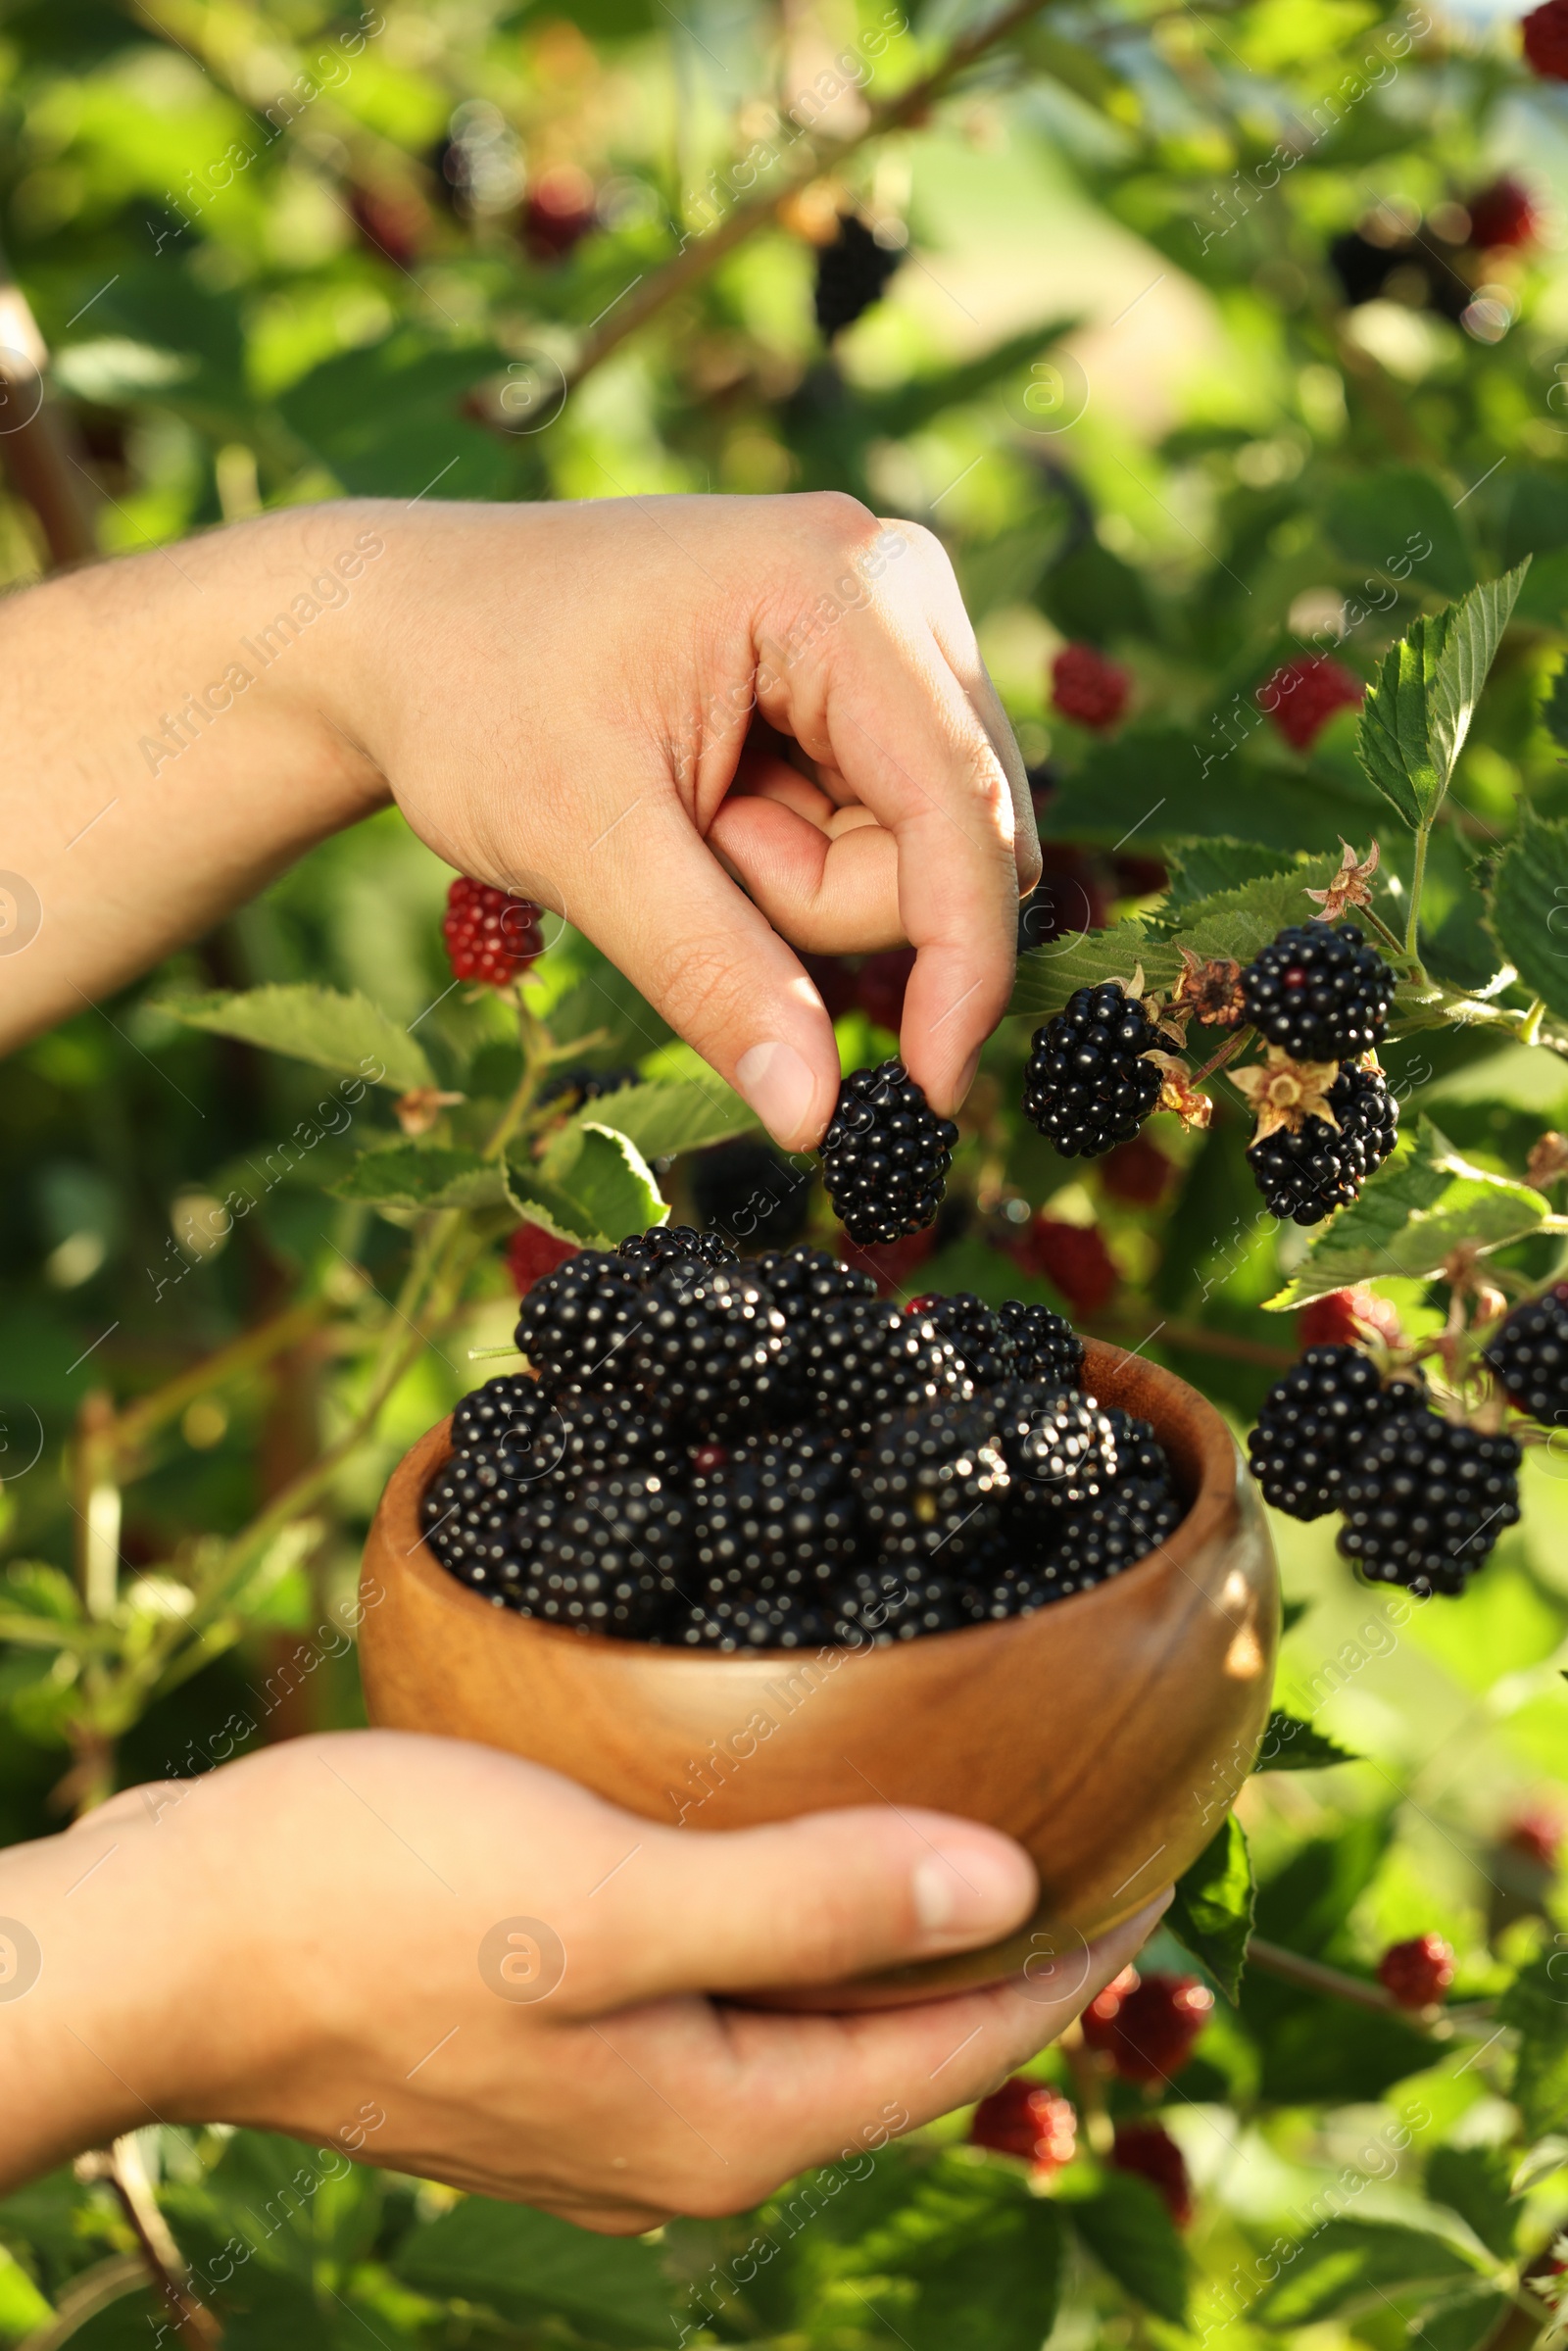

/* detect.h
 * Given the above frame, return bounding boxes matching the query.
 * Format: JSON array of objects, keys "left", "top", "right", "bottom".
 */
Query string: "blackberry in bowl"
[{"left": 361, "top": 1233, "right": 1277, "bottom": 2010}]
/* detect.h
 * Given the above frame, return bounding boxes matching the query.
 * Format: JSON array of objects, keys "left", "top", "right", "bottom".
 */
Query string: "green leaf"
[
  {"left": 1499, "top": 1951, "right": 1568, "bottom": 2139},
  {"left": 1253, "top": 1998, "right": 1441, "bottom": 2104},
  {"left": 1164, "top": 838, "right": 1298, "bottom": 914},
  {"left": 1514, "top": 545, "right": 1568, "bottom": 627},
  {"left": 1175, "top": 854, "right": 1343, "bottom": 963},
  {"left": 330, "top": 1143, "right": 510, "bottom": 1212},
  {"left": 1167, "top": 1814, "right": 1254, "bottom": 2001},
  {"left": 1045, "top": 728, "right": 1382, "bottom": 855},
  {"left": 1009, "top": 921, "right": 1181, "bottom": 1021},
  {"left": 153, "top": 985, "right": 432, "bottom": 1093},
  {"left": 1356, "top": 563, "right": 1529, "bottom": 828},
  {"left": 1250, "top": 2219, "right": 1483, "bottom": 2328},
  {"left": 1488, "top": 804, "right": 1568, "bottom": 1025},
  {"left": 0, "top": 2242, "right": 52, "bottom": 2335},
  {"left": 1426, "top": 2144, "right": 1518, "bottom": 2261},
  {"left": 1253, "top": 1710, "right": 1361, "bottom": 1771},
  {"left": 1265, "top": 1118, "right": 1549, "bottom": 1309},
  {"left": 867, "top": 2195, "right": 1066, "bottom": 2351},
  {"left": 555, "top": 1076, "right": 761, "bottom": 1165},
  {"left": 1062, "top": 2171, "right": 1189, "bottom": 2324},
  {"left": 536, "top": 1121, "right": 667, "bottom": 1246},
  {"left": 1408, "top": 2282, "right": 1514, "bottom": 2351},
  {"left": 1326, "top": 465, "right": 1476, "bottom": 603},
  {"left": 393, "top": 2195, "right": 674, "bottom": 2345}
]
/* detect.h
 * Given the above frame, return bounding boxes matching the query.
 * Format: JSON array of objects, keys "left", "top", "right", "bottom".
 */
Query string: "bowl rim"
[{"left": 382, "top": 1336, "right": 1245, "bottom": 1663}]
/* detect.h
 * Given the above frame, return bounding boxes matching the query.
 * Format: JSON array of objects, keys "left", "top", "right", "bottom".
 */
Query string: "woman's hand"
[
  {"left": 0, "top": 1732, "right": 1167, "bottom": 2228},
  {"left": 0, "top": 494, "right": 1036, "bottom": 1142}
]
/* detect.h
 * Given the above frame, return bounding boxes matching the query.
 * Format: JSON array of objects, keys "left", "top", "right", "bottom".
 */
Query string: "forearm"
[{"left": 0, "top": 504, "right": 392, "bottom": 1053}]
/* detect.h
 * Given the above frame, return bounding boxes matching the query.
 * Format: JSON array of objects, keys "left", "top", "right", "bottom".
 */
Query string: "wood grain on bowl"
[{"left": 359, "top": 1340, "right": 1278, "bottom": 2009}]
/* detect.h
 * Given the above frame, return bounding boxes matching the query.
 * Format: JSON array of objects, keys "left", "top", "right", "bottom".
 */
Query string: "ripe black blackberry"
[
  {"left": 908, "top": 1293, "right": 1012, "bottom": 1388},
  {"left": 629, "top": 1259, "right": 794, "bottom": 1437},
  {"left": 514, "top": 1250, "right": 642, "bottom": 1396},
  {"left": 1337, "top": 1411, "right": 1521, "bottom": 1595},
  {"left": 677, "top": 1587, "right": 834, "bottom": 1651},
  {"left": 796, "top": 1295, "right": 967, "bottom": 1443},
  {"left": 754, "top": 1245, "right": 877, "bottom": 1323},
  {"left": 998, "top": 1299, "right": 1084, "bottom": 1388},
  {"left": 819, "top": 1061, "right": 958, "bottom": 1246},
  {"left": 452, "top": 1374, "right": 551, "bottom": 1451},
  {"left": 522, "top": 1470, "right": 690, "bottom": 1635},
  {"left": 994, "top": 1384, "right": 1168, "bottom": 1515},
  {"left": 831, "top": 1563, "right": 969, "bottom": 1642},
  {"left": 1023, "top": 983, "right": 1164, "bottom": 1158},
  {"left": 1249, "top": 1346, "right": 1424, "bottom": 1519},
  {"left": 691, "top": 1139, "right": 811, "bottom": 1251},
  {"left": 1247, "top": 1058, "right": 1398, "bottom": 1225},
  {"left": 617, "top": 1225, "right": 737, "bottom": 1276},
  {"left": 1484, "top": 1285, "right": 1568, "bottom": 1425},
  {"left": 498, "top": 1389, "right": 681, "bottom": 1490},
  {"left": 1242, "top": 921, "right": 1396, "bottom": 1062},
  {"left": 1054, "top": 1479, "right": 1182, "bottom": 1581},
  {"left": 856, "top": 1399, "right": 1010, "bottom": 1569},
  {"left": 422, "top": 1460, "right": 563, "bottom": 1605},
  {"left": 814, "top": 213, "right": 903, "bottom": 337},
  {"left": 690, "top": 1429, "right": 863, "bottom": 1599}
]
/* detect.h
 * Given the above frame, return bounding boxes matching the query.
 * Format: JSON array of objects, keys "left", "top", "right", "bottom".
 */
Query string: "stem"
[
  {"left": 76, "top": 2138, "right": 221, "bottom": 2349},
  {"left": 1189, "top": 1026, "right": 1253, "bottom": 1087},
  {"left": 1363, "top": 904, "right": 1414, "bottom": 966},
  {"left": 108, "top": 1300, "right": 328, "bottom": 1468},
  {"left": 1247, "top": 1937, "right": 1494, "bottom": 2037},
  {"left": 1404, "top": 820, "right": 1431, "bottom": 968}
]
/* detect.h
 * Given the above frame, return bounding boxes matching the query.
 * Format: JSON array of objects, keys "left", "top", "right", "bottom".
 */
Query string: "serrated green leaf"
[
  {"left": 393, "top": 2195, "right": 673, "bottom": 2344},
  {"left": 861, "top": 2192, "right": 1065, "bottom": 2351},
  {"left": 1500, "top": 1952, "right": 1568, "bottom": 2138},
  {"left": 1176, "top": 854, "right": 1343, "bottom": 963},
  {"left": 555, "top": 1076, "right": 760, "bottom": 1165},
  {"left": 1009, "top": 922, "right": 1181, "bottom": 1021},
  {"left": 1488, "top": 804, "right": 1568, "bottom": 1025},
  {"left": 1253, "top": 1710, "right": 1361, "bottom": 1771},
  {"left": 152, "top": 986, "right": 432, "bottom": 1093},
  {"left": 1250, "top": 2219, "right": 1483, "bottom": 2328},
  {"left": 330, "top": 1144, "right": 510, "bottom": 1212},
  {"left": 1165, "top": 838, "right": 1298, "bottom": 913},
  {"left": 1167, "top": 1813, "right": 1254, "bottom": 2001},
  {"left": 537, "top": 1121, "right": 667, "bottom": 1247},
  {"left": 1062, "top": 2172, "right": 1188, "bottom": 2324},
  {"left": 1426, "top": 2145, "right": 1517, "bottom": 2261},
  {"left": 1265, "top": 1118, "right": 1548, "bottom": 1309},
  {"left": 1356, "top": 563, "right": 1529, "bottom": 828}
]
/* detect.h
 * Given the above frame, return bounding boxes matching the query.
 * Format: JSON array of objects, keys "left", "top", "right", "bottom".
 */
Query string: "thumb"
[
  {"left": 581, "top": 1805, "right": 1038, "bottom": 2005},
  {"left": 563, "top": 793, "right": 842, "bottom": 1151}
]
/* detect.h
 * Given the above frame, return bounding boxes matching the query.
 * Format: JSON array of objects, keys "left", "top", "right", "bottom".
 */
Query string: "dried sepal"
[
  {"left": 1171, "top": 945, "right": 1247, "bottom": 1028},
  {"left": 1229, "top": 1049, "right": 1342, "bottom": 1142},
  {"left": 396, "top": 1087, "right": 466, "bottom": 1137},
  {"left": 1146, "top": 1051, "right": 1213, "bottom": 1130},
  {"left": 1528, "top": 1131, "right": 1568, "bottom": 1189},
  {"left": 1305, "top": 838, "right": 1380, "bottom": 922}
]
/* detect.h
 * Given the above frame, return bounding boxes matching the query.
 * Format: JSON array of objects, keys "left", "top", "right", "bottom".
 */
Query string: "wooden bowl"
[{"left": 359, "top": 1341, "right": 1277, "bottom": 2009}]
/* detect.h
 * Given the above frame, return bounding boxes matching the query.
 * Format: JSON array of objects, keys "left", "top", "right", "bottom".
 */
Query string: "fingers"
[
  {"left": 563, "top": 792, "right": 843, "bottom": 1151},
  {"left": 710, "top": 794, "right": 905, "bottom": 954},
  {"left": 578, "top": 1805, "right": 1038, "bottom": 2009}
]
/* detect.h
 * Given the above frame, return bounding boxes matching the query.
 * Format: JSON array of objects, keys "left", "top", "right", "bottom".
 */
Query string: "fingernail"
[
  {"left": 736, "top": 1041, "right": 817, "bottom": 1147},
  {"left": 912, "top": 1840, "right": 1034, "bottom": 1946}
]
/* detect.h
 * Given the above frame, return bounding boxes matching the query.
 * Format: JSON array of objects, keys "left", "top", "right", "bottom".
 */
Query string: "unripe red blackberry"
[
  {"left": 1377, "top": 1934, "right": 1455, "bottom": 2009},
  {"left": 1525, "top": 0, "right": 1568, "bottom": 77},
  {"left": 507, "top": 1222, "right": 577, "bottom": 1297},
  {"left": 813, "top": 213, "right": 903, "bottom": 336},
  {"left": 522, "top": 163, "right": 597, "bottom": 261},
  {"left": 1242, "top": 921, "right": 1396, "bottom": 1062},
  {"left": 1249, "top": 1346, "right": 1425, "bottom": 1520},
  {"left": 1081, "top": 1969, "right": 1213, "bottom": 2083},
  {"left": 1468, "top": 175, "right": 1540, "bottom": 248},
  {"left": 969, "top": 2078, "right": 1077, "bottom": 2176},
  {"left": 856, "top": 1398, "right": 1011, "bottom": 1569},
  {"left": 820, "top": 1060, "right": 958, "bottom": 1246},
  {"left": 1102, "top": 1134, "right": 1174, "bottom": 1205},
  {"left": 1009, "top": 1214, "right": 1119, "bottom": 1316},
  {"left": 442, "top": 876, "right": 544, "bottom": 985},
  {"left": 1112, "top": 2122, "right": 1194, "bottom": 2228},
  {"left": 1247, "top": 1057, "right": 1398, "bottom": 1224},
  {"left": 1052, "top": 642, "right": 1130, "bottom": 731},
  {"left": 1298, "top": 1284, "right": 1402, "bottom": 1350},
  {"left": 1257, "top": 656, "right": 1364, "bottom": 751},
  {"left": 1483, "top": 1285, "right": 1568, "bottom": 1425},
  {"left": 1337, "top": 1410, "right": 1521, "bottom": 1594},
  {"left": 629, "top": 1260, "right": 795, "bottom": 1438},
  {"left": 1024, "top": 983, "right": 1164, "bottom": 1158}
]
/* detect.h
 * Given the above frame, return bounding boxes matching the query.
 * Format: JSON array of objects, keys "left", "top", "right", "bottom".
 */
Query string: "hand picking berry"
[
  {"left": 442, "top": 875, "right": 544, "bottom": 985},
  {"left": 819, "top": 1061, "right": 958, "bottom": 1246},
  {"left": 1377, "top": 1934, "right": 1455, "bottom": 2010},
  {"left": 1023, "top": 982, "right": 1165, "bottom": 1157},
  {"left": 1242, "top": 921, "right": 1396, "bottom": 1063}
]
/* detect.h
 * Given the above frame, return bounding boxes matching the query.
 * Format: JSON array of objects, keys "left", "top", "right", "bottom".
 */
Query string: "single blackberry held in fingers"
[
  {"left": 1483, "top": 1285, "right": 1568, "bottom": 1425},
  {"left": 1242, "top": 921, "right": 1396, "bottom": 1062},
  {"left": 819, "top": 1061, "right": 958, "bottom": 1246},
  {"left": 1337, "top": 1410, "right": 1521, "bottom": 1594},
  {"left": 1248, "top": 1346, "right": 1425, "bottom": 1520},
  {"left": 1246, "top": 1056, "right": 1398, "bottom": 1224},
  {"left": 1023, "top": 983, "right": 1164, "bottom": 1158}
]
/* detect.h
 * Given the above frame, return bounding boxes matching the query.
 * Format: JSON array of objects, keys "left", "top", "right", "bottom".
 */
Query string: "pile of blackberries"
[
  {"left": 422, "top": 1228, "right": 1188, "bottom": 1647},
  {"left": 1249, "top": 1342, "right": 1520, "bottom": 1595}
]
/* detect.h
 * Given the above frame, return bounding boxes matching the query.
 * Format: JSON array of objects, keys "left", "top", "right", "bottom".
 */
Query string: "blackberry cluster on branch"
[
  {"left": 1249, "top": 1345, "right": 1426, "bottom": 1519},
  {"left": 1242, "top": 922, "right": 1396, "bottom": 1062},
  {"left": 424, "top": 1233, "right": 1186, "bottom": 1641},
  {"left": 819, "top": 1061, "right": 958, "bottom": 1246},
  {"left": 1483, "top": 1285, "right": 1568, "bottom": 1425},
  {"left": 814, "top": 214, "right": 903, "bottom": 336},
  {"left": 1247, "top": 1058, "right": 1398, "bottom": 1225},
  {"left": 1337, "top": 1410, "right": 1521, "bottom": 1595},
  {"left": 1023, "top": 983, "right": 1164, "bottom": 1158}
]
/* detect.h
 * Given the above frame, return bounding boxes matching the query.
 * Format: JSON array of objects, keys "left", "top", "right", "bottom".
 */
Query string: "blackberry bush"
[
  {"left": 1023, "top": 983, "right": 1164, "bottom": 1157},
  {"left": 1242, "top": 921, "right": 1396, "bottom": 1062},
  {"left": 819, "top": 1060, "right": 958, "bottom": 1245}
]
